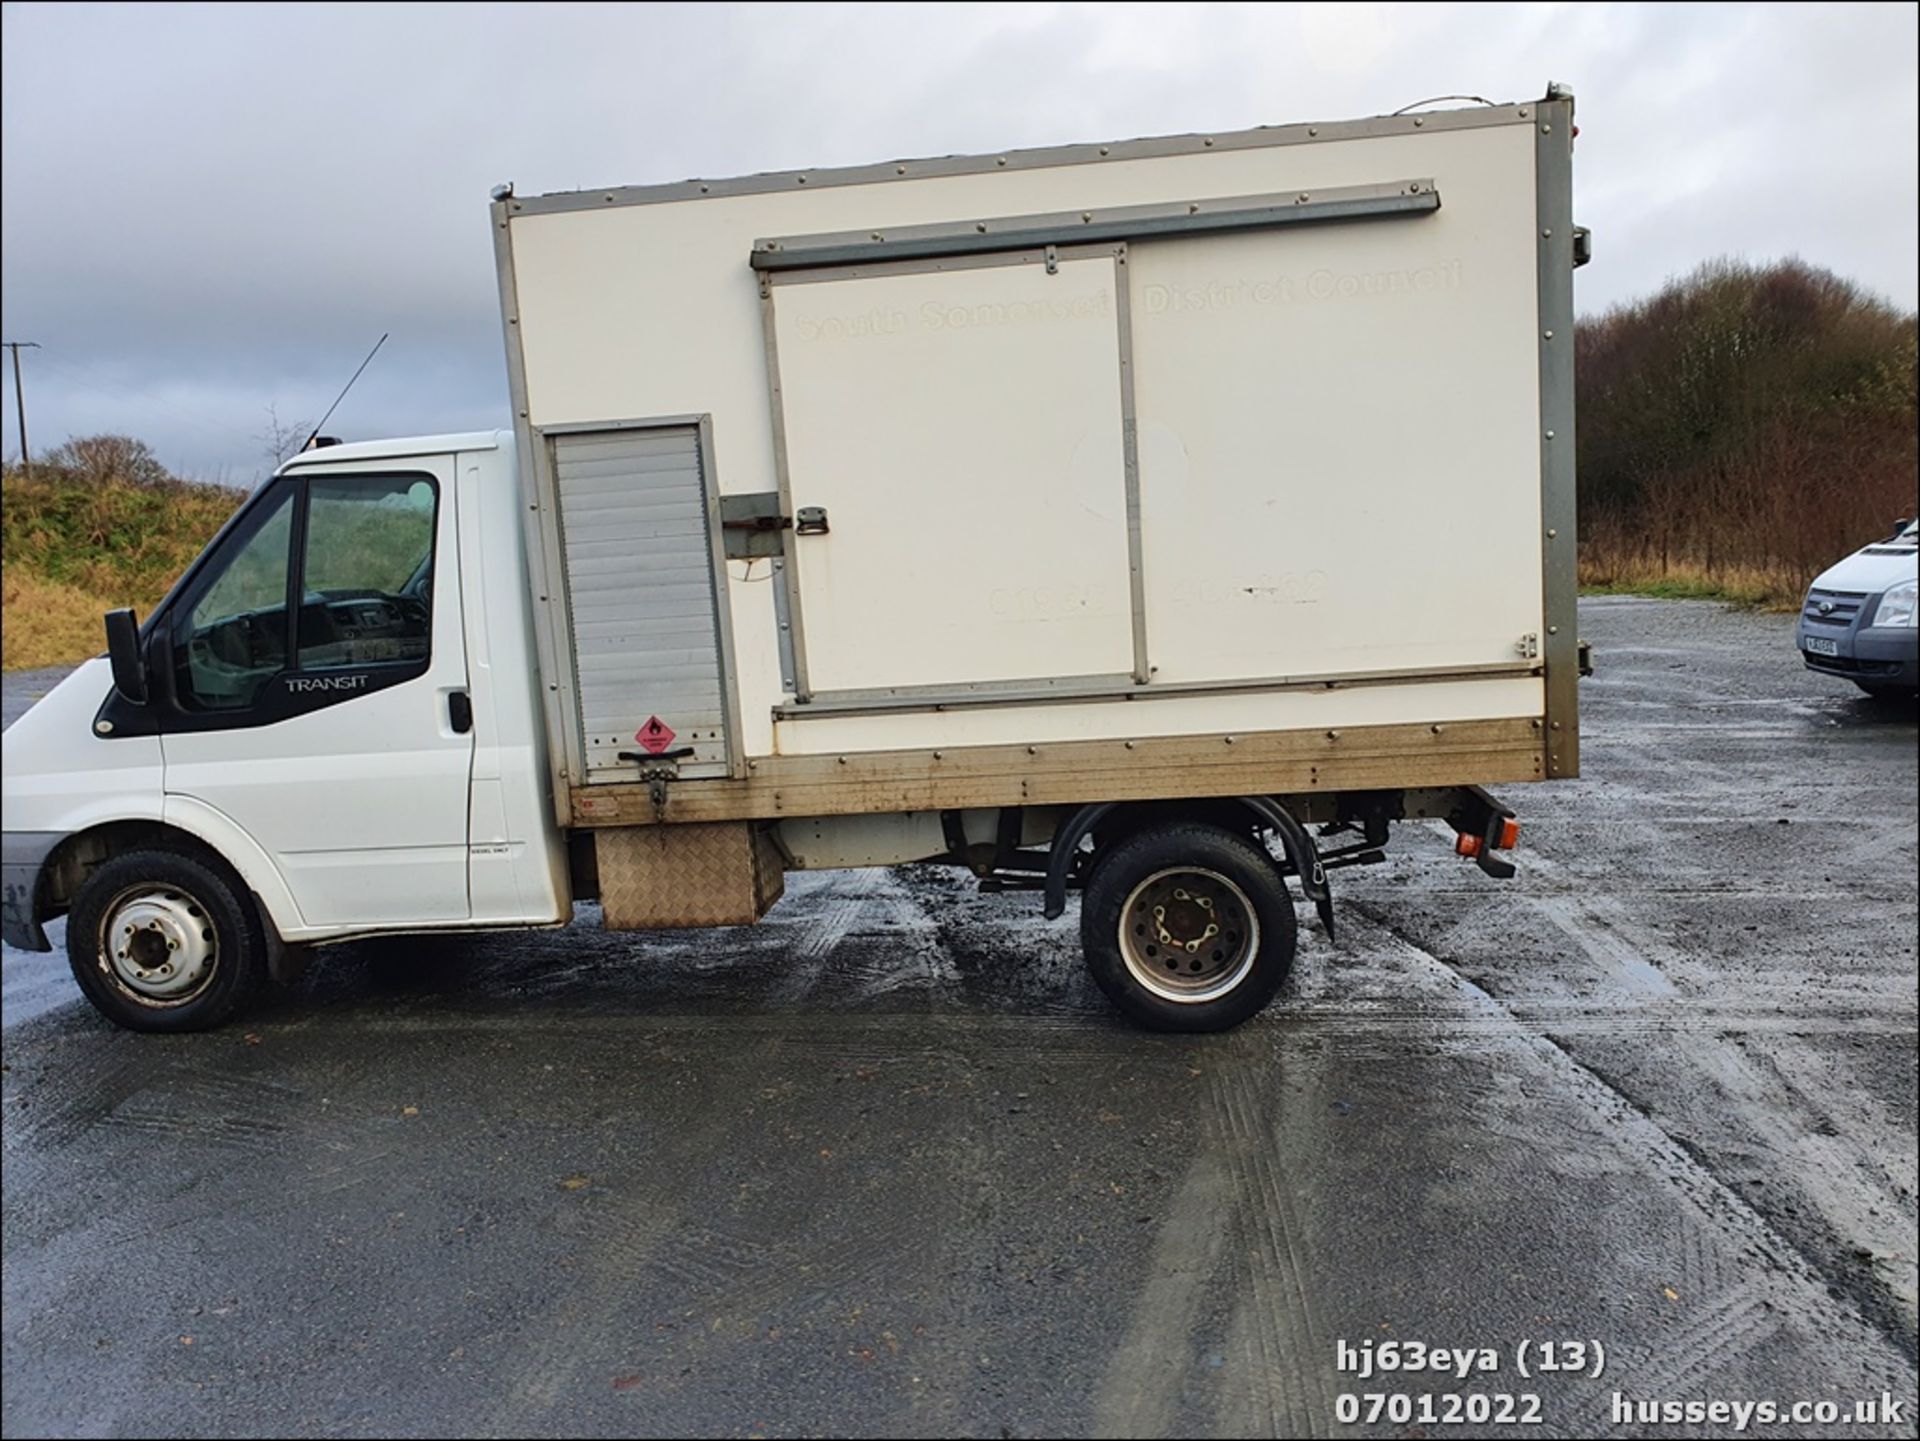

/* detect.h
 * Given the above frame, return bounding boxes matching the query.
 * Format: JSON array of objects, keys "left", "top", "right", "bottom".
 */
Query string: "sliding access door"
[{"left": 765, "top": 248, "right": 1140, "bottom": 702}]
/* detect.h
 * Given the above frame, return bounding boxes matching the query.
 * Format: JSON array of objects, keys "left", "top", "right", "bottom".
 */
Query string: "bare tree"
[{"left": 255, "top": 404, "right": 312, "bottom": 474}]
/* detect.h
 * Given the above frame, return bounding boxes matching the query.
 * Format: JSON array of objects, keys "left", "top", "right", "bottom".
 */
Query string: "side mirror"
[
  {"left": 104, "top": 608, "right": 148, "bottom": 705},
  {"left": 1890, "top": 518, "right": 1913, "bottom": 541}
]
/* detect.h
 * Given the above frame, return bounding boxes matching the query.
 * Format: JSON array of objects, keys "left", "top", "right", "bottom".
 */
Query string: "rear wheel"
[
  {"left": 1080, "top": 822, "right": 1297, "bottom": 1032},
  {"left": 66, "top": 847, "right": 265, "bottom": 1032}
]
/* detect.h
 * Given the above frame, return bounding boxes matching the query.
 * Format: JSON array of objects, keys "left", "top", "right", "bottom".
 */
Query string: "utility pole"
[{"left": 3, "top": 341, "right": 39, "bottom": 478}]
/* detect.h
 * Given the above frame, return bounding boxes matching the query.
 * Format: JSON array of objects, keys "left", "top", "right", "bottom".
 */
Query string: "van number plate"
[{"left": 1804, "top": 636, "right": 1840, "bottom": 657}]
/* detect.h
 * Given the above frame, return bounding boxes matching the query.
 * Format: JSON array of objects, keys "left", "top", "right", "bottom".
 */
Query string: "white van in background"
[{"left": 1797, "top": 520, "right": 1919, "bottom": 699}]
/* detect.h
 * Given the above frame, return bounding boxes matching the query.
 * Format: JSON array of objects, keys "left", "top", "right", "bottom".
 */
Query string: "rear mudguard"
[{"left": 1042, "top": 797, "right": 1334, "bottom": 938}]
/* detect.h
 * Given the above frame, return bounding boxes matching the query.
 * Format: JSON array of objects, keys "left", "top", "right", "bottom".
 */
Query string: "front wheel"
[
  {"left": 66, "top": 847, "right": 266, "bottom": 1032},
  {"left": 1853, "top": 679, "right": 1918, "bottom": 700},
  {"left": 1079, "top": 822, "right": 1298, "bottom": 1032}
]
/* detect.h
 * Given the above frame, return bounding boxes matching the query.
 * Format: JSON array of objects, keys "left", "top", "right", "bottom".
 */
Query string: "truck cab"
[{"left": 2, "top": 433, "right": 570, "bottom": 1028}]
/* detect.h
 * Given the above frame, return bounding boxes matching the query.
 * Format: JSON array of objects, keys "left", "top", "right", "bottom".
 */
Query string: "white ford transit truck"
[{"left": 2, "top": 87, "right": 1586, "bottom": 1034}]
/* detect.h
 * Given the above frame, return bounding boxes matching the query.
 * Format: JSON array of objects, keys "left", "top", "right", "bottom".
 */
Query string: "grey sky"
[{"left": 3, "top": 1, "right": 1915, "bottom": 482}]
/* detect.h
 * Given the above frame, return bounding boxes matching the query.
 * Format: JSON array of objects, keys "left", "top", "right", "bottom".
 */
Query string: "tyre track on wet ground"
[
  {"left": 481, "top": 872, "right": 892, "bottom": 1432},
  {"left": 1091, "top": 1146, "right": 1238, "bottom": 1438},
  {"left": 1390, "top": 828, "right": 1920, "bottom": 1323},
  {"left": 1212, "top": 1059, "right": 1335, "bottom": 1438},
  {"left": 1087, "top": 1037, "right": 1340, "bottom": 1440},
  {"left": 1347, "top": 899, "right": 1918, "bottom": 1376},
  {"left": 485, "top": 868, "right": 1000, "bottom": 1436}
]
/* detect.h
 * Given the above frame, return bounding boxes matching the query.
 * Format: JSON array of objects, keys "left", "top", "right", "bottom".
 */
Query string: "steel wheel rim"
[
  {"left": 98, "top": 884, "right": 219, "bottom": 1006},
  {"left": 1116, "top": 865, "right": 1260, "bottom": 1004}
]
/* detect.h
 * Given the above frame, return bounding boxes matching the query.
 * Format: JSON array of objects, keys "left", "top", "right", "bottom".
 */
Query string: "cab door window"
[
  {"left": 295, "top": 476, "right": 437, "bottom": 669},
  {"left": 177, "top": 486, "right": 295, "bottom": 711},
  {"left": 170, "top": 471, "right": 438, "bottom": 718}
]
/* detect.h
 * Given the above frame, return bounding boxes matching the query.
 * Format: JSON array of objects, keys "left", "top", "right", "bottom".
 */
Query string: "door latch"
[
  {"left": 618, "top": 746, "right": 696, "bottom": 821},
  {"left": 718, "top": 494, "right": 827, "bottom": 547}
]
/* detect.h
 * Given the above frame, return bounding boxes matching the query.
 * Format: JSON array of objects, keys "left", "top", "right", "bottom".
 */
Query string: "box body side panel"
[
  {"left": 1128, "top": 125, "right": 1540, "bottom": 684},
  {"left": 503, "top": 116, "right": 1560, "bottom": 778}
]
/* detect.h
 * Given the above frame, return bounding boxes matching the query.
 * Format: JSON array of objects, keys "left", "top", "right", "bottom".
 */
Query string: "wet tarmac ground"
[{"left": 3, "top": 597, "right": 1916, "bottom": 1438}]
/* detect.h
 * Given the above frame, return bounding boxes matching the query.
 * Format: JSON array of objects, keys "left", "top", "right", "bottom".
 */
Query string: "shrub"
[
  {"left": 39, "top": 434, "right": 177, "bottom": 490},
  {"left": 2, "top": 446, "right": 242, "bottom": 669}
]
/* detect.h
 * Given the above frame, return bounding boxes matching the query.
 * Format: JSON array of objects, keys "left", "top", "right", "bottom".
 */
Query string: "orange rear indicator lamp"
[
  {"left": 1455, "top": 818, "right": 1520, "bottom": 860},
  {"left": 1446, "top": 786, "right": 1521, "bottom": 879}
]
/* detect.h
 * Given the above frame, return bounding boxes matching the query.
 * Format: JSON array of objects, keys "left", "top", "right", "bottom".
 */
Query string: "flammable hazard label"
[{"left": 635, "top": 716, "right": 675, "bottom": 754}]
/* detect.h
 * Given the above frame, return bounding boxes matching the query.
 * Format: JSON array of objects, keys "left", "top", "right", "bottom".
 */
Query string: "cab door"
[{"left": 155, "top": 458, "right": 474, "bottom": 927}]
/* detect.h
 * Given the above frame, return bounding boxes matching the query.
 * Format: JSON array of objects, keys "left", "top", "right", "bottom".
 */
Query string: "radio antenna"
[{"left": 302, "top": 332, "right": 389, "bottom": 450}]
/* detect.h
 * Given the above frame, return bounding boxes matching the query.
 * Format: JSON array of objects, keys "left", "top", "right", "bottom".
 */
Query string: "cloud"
[{"left": 3, "top": 1, "right": 1914, "bottom": 478}]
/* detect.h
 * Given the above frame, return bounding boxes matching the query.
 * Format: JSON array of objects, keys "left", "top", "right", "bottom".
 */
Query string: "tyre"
[
  {"left": 66, "top": 847, "right": 266, "bottom": 1033},
  {"left": 1079, "top": 822, "right": 1297, "bottom": 1032},
  {"left": 1853, "top": 679, "right": 1918, "bottom": 700}
]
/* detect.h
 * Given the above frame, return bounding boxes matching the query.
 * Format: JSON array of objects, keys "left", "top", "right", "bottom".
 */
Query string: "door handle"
[{"left": 448, "top": 690, "right": 473, "bottom": 734}]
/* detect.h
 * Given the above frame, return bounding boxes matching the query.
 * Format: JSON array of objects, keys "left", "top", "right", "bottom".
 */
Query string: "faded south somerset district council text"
[
  {"left": 787, "top": 256, "right": 1467, "bottom": 342},
  {"left": 1141, "top": 256, "right": 1466, "bottom": 313}
]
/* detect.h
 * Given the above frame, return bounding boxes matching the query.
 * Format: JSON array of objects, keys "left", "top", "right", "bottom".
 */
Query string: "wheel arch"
[
  {"left": 1042, "top": 796, "right": 1333, "bottom": 937},
  {"left": 38, "top": 811, "right": 300, "bottom": 947}
]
